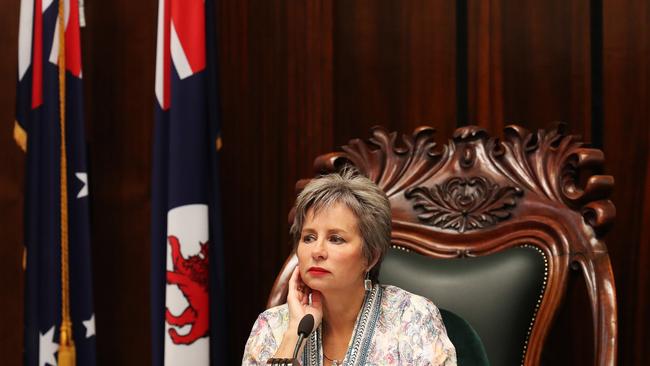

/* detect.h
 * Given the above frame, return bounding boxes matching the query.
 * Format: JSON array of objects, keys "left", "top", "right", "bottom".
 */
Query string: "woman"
[{"left": 242, "top": 169, "right": 456, "bottom": 365}]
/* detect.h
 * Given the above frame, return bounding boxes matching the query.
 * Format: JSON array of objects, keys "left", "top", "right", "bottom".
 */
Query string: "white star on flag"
[
  {"left": 39, "top": 326, "right": 58, "bottom": 366},
  {"left": 75, "top": 172, "right": 88, "bottom": 198},
  {"left": 82, "top": 313, "right": 96, "bottom": 338}
]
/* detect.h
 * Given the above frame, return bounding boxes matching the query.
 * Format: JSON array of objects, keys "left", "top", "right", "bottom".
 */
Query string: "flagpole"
[{"left": 57, "top": 0, "right": 76, "bottom": 364}]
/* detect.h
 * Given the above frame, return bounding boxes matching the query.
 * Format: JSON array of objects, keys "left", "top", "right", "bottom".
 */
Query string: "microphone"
[{"left": 293, "top": 314, "right": 315, "bottom": 359}]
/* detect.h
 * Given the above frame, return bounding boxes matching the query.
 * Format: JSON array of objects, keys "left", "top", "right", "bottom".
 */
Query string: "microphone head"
[{"left": 297, "top": 314, "right": 315, "bottom": 336}]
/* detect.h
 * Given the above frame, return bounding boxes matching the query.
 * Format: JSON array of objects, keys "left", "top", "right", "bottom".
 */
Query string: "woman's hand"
[
  {"left": 273, "top": 266, "right": 322, "bottom": 359},
  {"left": 287, "top": 266, "right": 323, "bottom": 332}
]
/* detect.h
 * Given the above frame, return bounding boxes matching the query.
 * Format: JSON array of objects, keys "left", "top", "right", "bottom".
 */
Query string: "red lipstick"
[{"left": 307, "top": 266, "right": 331, "bottom": 275}]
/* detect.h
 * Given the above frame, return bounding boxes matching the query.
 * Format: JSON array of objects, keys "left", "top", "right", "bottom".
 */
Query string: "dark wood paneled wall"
[
  {"left": 0, "top": 1, "right": 25, "bottom": 364},
  {"left": 467, "top": 0, "right": 593, "bottom": 134},
  {"left": 603, "top": 1, "right": 650, "bottom": 365},
  {"left": 83, "top": 1, "right": 158, "bottom": 364},
  {"left": 0, "top": 1, "right": 647, "bottom": 365}
]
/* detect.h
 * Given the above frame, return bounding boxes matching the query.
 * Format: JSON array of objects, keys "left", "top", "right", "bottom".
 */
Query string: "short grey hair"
[{"left": 290, "top": 168, "right": 392, "bottom": 283}]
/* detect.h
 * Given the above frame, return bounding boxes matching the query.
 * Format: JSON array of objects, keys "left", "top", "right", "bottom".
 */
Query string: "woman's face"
[{"left": 297, "top": 202, "right": 368, "bottom": 294}]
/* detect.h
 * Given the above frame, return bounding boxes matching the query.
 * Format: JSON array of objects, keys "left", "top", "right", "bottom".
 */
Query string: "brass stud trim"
[
  {"left": 390, "top": 244, "right": 411, "bottom": 252},
  {"left": 519, "top": 244, "right": 549, "bottom": 366}
]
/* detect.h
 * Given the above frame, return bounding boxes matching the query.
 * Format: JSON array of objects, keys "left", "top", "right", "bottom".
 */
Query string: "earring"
[{"left": 364, "top": 271, "right": 372, "bottom": 291}]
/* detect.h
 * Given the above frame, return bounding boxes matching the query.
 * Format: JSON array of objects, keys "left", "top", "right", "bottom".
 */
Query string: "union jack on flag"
[
  {"left": 14, "top": 0, "right": 96, "bottom": 365},
  {"left": 151, "top": 0, "right": 228, "bottom": 365}
]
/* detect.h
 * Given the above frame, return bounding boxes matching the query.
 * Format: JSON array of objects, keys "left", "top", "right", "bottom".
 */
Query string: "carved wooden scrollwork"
[
  {"left": 312, "top": 126, "right": 448, "bottom": 197},
  {"left": 485, "top": 124, "right": 615, "bottom": 236},
  {"left": 313, "top": 124, "right": 615, "bottom": 238},
  {"left": 405, "top": 176, "right": 523, "bottom": 233}
]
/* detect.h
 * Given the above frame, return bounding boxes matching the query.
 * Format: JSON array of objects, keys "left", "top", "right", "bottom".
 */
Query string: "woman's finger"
[
  {"left": 290, "top": 267, "right": 306, "bottom": 304},
  {"left": 288, "top": 266, "right": 300, "bottom": 293},
  {"left": 310, "top": 290, "right": 322, "bottom": 310},
  {"left": 299, "top": 290, "right": 308, "bottom": 306}
]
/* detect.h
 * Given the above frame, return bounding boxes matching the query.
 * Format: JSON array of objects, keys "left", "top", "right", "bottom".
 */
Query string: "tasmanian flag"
[
  {"left": 14, "top": 0, "right": 96, "bottom": 365},
  {"left": 151, "top": 0, "right": 227, "bottom": 365}
]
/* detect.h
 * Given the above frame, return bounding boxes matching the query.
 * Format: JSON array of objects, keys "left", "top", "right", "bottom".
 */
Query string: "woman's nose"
[{"left": 311, "top": 239, "right": 327, "bottom": 260}]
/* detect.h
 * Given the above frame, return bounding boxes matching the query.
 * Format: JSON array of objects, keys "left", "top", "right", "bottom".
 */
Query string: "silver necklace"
[
  {"left": 323, "top": 352, "right": 343, "bottom": 366},
  {"left": 322, "top": 322, "right": 344, "bottom": 366}
]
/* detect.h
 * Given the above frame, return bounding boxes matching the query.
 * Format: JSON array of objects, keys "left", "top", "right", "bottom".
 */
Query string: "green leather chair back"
[
  {"left": 379, "top": 246, "right": 547, "bottom": 366},
  {"left": 439, "top": 308, "right": 490, "bottom": 366}
]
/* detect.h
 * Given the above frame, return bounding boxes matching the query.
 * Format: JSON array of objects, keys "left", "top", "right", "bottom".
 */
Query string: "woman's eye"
[
  {"left": 302, "top": 234, "right": 316, "bottom": 243},
  {"left": 329, "top": 235, "right": 345, "bottom": 244}
]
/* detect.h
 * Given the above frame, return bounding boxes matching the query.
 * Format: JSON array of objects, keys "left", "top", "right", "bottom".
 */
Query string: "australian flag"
[
  {"left": 14, "top": 0, "right": 96, "bottom": 365},
  {"left": 151, "top": 0, "right": 227, "bottom": 365}
]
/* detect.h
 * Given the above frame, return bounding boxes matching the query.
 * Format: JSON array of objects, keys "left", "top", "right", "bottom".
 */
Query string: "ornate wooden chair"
[{"left": 267, "top": 125, "right": 617, "bottom": 366}]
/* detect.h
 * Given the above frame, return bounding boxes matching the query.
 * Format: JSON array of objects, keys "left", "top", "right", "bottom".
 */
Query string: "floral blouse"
[{"left": 242, "top": 284, "right": 457, "bottom": 366}]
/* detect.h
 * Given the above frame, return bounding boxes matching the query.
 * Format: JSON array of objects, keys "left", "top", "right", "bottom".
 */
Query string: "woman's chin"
[{"left": 303, "top": 278, "right": 328, "bottom": 293}]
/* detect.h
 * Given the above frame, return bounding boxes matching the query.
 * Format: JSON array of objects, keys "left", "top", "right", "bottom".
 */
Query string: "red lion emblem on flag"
[{"left": 166, "top": 235, "right": 209, "bottom": 344}]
